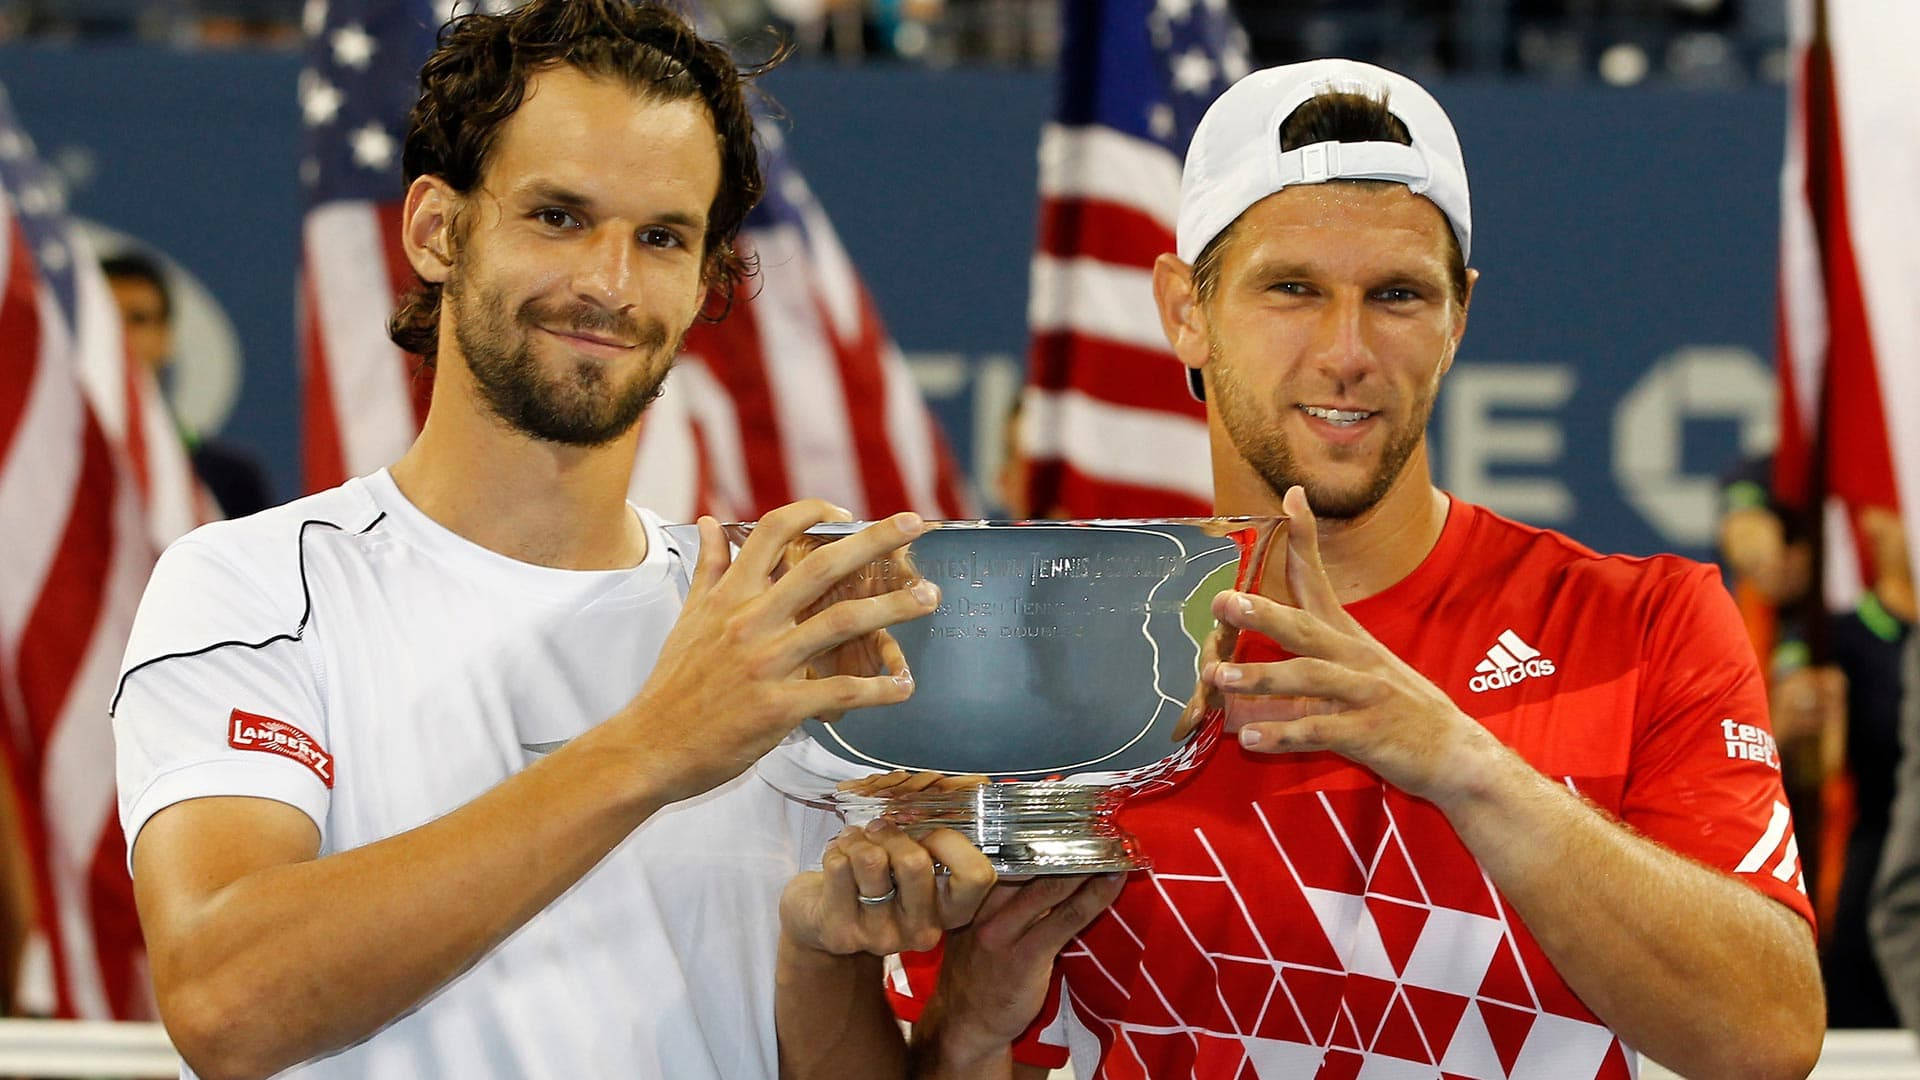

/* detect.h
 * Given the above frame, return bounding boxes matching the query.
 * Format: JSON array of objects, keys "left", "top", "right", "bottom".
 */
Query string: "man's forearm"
[
  {"left": 148, "top": 721, "right": 668, "bottom": 1080},
  {"left": 775, "top": 942, "right": 908, "bottom": 1079},
  {"left": 1437, "top": 746, "right": 1823, "bottom": 1080}
]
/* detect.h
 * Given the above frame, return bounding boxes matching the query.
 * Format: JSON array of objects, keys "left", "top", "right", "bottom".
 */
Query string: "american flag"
[
  {"left": 1773, "top": 0, "right": 1920, "bottom": 604},
  {"left": 1773, "top": 0, "right": 1920, "bottom": 939},
  {"left": 298, "top": 0, "right": 971, "bottom": 521},
  {"left": 0, "top": 84, "right": 162, "bottom": 1020},
  {"left": 1021, "top": 0, "right": 1250, "bottom": 519},
  {"left": 1766, "top": 0, "right": 1920, "bottom": 595}
]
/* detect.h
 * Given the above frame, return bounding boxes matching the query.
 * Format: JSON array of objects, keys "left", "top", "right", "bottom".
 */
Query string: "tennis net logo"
[
  {"left": 1721, "top": 718, "right": 1780, "bottom": 769},
  {"left": 1468, "top": 630, "right": 1556, "bottom": 693}
]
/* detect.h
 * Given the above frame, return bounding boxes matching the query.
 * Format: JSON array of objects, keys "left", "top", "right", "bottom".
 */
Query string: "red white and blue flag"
[
  {"left": 1774, "top": 0, "right": 1920, "bottom": 601},
  {"left": 1021, "top": 0, "right": 1250, "bottom": 518},
  {"left": 298, "top": 0, "right": 971, "bottom": 520},
  {"left": 0, "top": 84, "right": 167, "bottom": 1020}
]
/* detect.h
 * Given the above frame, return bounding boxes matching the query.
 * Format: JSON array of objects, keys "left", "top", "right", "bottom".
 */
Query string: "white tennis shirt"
[{"left": 113, "top": 469, "right": 838, "bottom": 1079}]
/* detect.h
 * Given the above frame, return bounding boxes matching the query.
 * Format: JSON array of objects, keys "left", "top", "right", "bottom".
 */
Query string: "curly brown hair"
[{"left": 388, "top": 0, "right": 782, "bottom": 361}]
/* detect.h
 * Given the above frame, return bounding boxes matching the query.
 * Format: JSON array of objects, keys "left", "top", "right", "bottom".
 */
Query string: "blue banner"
[{"left": 0, "top": 45, "right": 1783, "bottom": 560}]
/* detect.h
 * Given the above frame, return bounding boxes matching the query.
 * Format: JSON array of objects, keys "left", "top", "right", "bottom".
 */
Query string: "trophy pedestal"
[{"left": 838, "top": 783, "right": 1150, "bottom": 876}]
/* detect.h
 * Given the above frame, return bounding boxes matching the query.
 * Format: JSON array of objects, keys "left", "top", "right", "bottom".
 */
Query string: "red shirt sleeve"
[
  {"left": 1618, "top": 562, "right": 1815, "bottom": 927},
  {"left": 888, "top": 941, "right": 1073, "bottom": 1070}
]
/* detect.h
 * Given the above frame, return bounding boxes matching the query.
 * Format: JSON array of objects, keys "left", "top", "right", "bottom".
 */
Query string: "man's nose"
[
  {"left": 1306, "top": 290, "right": 1374, "bottom": 385},
  {"left": 572, "top": 228, "right": 637, "bottom": 310}
]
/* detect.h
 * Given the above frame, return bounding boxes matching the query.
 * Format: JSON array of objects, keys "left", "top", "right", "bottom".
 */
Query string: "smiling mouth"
[
  {"left": 540, "top": 326, "right": 637, "bottom": 351},
  {"left": 1298, "top": 404, "right": 1376, "bottom": 426}
]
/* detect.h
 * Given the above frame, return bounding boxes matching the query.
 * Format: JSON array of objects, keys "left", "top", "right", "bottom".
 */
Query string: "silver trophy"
[{"left": 677, "top": 517, "right": 1283, "bottom": 875}]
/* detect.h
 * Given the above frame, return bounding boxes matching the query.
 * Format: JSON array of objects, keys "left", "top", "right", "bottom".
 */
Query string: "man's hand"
[
  {"left": 1174, "top": 617, "right": 1237, "bottom": 741},
  {"left": 626, "top": 501, "right": 940, "bottom": 806},
  {"left": 1203, "top": 486, "right": 1502, "bottom": 807},
  {"left": 836, "top": 769, "right": 985, "bottom": 799},
  {"left": 775, "top": 799, "right": 996, "bottom": 1080},
  {"left": 911, "top": 874, "right": 1126, "bottom": 1076},
  {"left": 781, "top": 822, "right": 998, "bottom": 958}
]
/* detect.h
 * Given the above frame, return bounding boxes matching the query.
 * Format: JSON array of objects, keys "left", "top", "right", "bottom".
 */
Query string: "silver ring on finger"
[{"left": 856, "top": 883, "right": 898, "bottom": 906}]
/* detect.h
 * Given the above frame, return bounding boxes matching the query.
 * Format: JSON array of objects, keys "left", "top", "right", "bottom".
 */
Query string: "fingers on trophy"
[{"left": 682, "top": 514, "right": 1287, "bottom": 877}]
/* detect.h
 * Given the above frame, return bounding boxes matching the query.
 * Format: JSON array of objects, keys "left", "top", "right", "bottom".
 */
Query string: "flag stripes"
[
  {"left": 0, "top": 123, "right": 158, "bottom": 1017},
  {"left": 1019, "top": 0, "right": 1249, "bottom": 518},
  {"left": 1774, "top": 0, "right": 1920, "bottom": 594},
  {"left": 299, "top": 1, "right": 970, "bottom": 523}
]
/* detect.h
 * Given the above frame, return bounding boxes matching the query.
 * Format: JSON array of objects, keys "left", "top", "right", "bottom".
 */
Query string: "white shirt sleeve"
[{"left": 113, "top": 532, "right": 332, "bottom": 870}]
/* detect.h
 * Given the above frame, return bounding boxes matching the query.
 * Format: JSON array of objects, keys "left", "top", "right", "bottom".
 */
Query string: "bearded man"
[{"left": 111, "top": 4, "right": 1118, "bottom": 1077}]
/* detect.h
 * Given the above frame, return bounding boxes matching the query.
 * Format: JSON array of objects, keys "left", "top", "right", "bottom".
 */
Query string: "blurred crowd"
[
  {"left": 0, "top": 0, "right": 1786, "bottom": 83},
  {"left": 1715, "top": 460, "right": 1918, "bottom": 1030}
]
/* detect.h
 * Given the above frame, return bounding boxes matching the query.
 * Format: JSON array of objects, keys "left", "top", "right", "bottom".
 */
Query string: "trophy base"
[{"left": 836, "top": 782, "right": 1150, "bottom": 876}]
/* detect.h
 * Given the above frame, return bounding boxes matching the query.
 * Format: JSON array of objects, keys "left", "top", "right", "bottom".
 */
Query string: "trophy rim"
[{"left": 721, "top": 514, "right": 1286, "bottom": 532}]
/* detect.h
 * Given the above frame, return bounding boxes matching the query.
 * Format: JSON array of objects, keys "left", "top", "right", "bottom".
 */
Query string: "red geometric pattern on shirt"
[
  {"left": 893, "top": 501, "right": 1811, "bottom": 1079},
  {"left": 1042, "top": 774, "right": 1627, "bottom": 1079}
]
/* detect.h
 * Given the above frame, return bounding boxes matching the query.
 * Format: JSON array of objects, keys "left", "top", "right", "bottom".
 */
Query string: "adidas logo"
[{"left": 1468, "top": 630, "right": 1557, "bottom": 693}]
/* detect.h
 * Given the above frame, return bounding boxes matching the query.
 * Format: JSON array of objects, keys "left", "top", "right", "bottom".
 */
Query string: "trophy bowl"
[{"left": 672, "top": 517, "right": 1283, "bottom": 875}]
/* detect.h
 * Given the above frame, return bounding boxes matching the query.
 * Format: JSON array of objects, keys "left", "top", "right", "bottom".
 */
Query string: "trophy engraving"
[{"left": 671, "top": 517, "right": 1283, "bottom": 874}]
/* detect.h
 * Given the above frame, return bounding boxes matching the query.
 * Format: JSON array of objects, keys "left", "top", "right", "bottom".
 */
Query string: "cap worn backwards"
[{"left": 1174, "top": 58, "right": 1473, "bottom": 400}]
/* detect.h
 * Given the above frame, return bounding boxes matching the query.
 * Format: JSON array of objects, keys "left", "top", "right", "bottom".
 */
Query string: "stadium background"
[
  {"left": 6, "top": 0, "right": 1920, "bottom": 1072},
  {"left": 0, "top": 4, "right": 1785, "bottom": 561}
]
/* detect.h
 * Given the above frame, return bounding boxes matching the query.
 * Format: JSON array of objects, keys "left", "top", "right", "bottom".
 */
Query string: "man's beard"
[
  {"left": 447, "top": 263, "right": 678, "bottom": 448},
  {"left": 1208, "top": 341, "right": 1437, "bottom": 520}
]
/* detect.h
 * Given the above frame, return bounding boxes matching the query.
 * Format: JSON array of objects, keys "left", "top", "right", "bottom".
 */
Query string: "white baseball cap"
[{"left": 1175, "top": 59, "right": 1472, "bottom": 400}]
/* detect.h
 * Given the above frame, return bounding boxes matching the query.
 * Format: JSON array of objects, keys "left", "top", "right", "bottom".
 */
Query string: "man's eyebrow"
[
  {"left": 516, "top": 181, "right": 596, "bottom": 210},
  {"left": 1239, "top": 259, "right": 1320, "bottom": 281},
  {"left": 650, "top": 209, "right": 707, "bottom": 231},
  {"left": 1370, "top": 267, "right": 1447, "bottom": 287},
  {"left": 513, "top": 182, "right": 706, "bottom": 230}
]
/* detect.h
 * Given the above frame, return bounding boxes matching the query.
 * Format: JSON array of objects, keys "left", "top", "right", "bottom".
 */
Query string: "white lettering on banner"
[
  {"left": 1440, "top": 365, "right": 1576, "bottom": 523},
  {"left": 906, "top": 346, "right": 1778, "bottom": 555},
  {"left": 1613, "top": 346, "right": 1775, "bottom": 547}
]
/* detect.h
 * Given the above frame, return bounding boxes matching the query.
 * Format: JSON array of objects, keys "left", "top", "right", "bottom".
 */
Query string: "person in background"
[
  {"left": 1825, "top": 508, "right": 1913, "bottom": 1028},
  {"left": 1873, "top": 627, "right": 1920, "bottom": 1031},
  {"left": 101, "top": 251, "right": 274, "bottom": 517},
  {"left": 1717, "top": 453, "right": 1913, "bottom": 1028}
]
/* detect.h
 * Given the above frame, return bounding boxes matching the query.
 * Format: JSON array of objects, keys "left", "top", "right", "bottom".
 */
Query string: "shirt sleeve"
[
  {"left": 887, "top": 941, "right": 1073, "bottom": 1070},
  {"left": 112, "top": 535, "right": 332, "bottom": 870},
  {"left": 1618, "top": 561, "right": 1814, "bottom": 926}
]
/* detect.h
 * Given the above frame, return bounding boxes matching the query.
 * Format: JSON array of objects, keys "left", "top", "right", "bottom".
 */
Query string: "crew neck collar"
[{"left": 359, "top": 468, "right": 677, "bottom": 598}]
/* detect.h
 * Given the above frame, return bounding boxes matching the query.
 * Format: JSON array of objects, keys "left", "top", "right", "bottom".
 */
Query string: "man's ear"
[
  {"left": 401, "top": 175, "right": 458, "bottom": 285},
  {"left": 1152, "top": 252, "right": 1211, "bottom": 375},
  {"left": 1439, "top": 266, "right": 1479, "bottom": 378}
]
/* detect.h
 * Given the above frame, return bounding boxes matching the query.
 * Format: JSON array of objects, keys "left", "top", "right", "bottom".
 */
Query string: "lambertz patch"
[{"left": 228, "top": 708, "right": 334, "bottom": 788}]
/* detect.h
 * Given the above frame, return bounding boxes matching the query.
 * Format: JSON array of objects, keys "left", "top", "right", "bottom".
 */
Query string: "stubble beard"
[
  {"left": 1208, "top": 339, "right": 1437, "bottom": 521},
  {"left": 447, "top": 260, "right": 681, "bottom": 448}
]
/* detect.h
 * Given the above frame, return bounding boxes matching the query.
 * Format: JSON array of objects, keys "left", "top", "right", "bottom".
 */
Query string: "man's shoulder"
[
  {"left": 122, "top": 479, "right": 386, "bottom": 675},
  {"left": 169, "top": 478, "right": 384, "bottom": 572},
  {"left": 1453, "top": 498, "right": 1716, "bottom": 605}
]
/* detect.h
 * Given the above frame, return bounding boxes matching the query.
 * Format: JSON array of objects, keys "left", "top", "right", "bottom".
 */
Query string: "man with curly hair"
[{"left": 111, "top": 3, "right": 1112, "bottom": 1077}]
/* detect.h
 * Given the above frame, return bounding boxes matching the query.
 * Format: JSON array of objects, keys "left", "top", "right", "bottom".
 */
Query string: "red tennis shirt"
[{"left": 893, "top": 497, "right": 1811, "bottom": 1079}]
